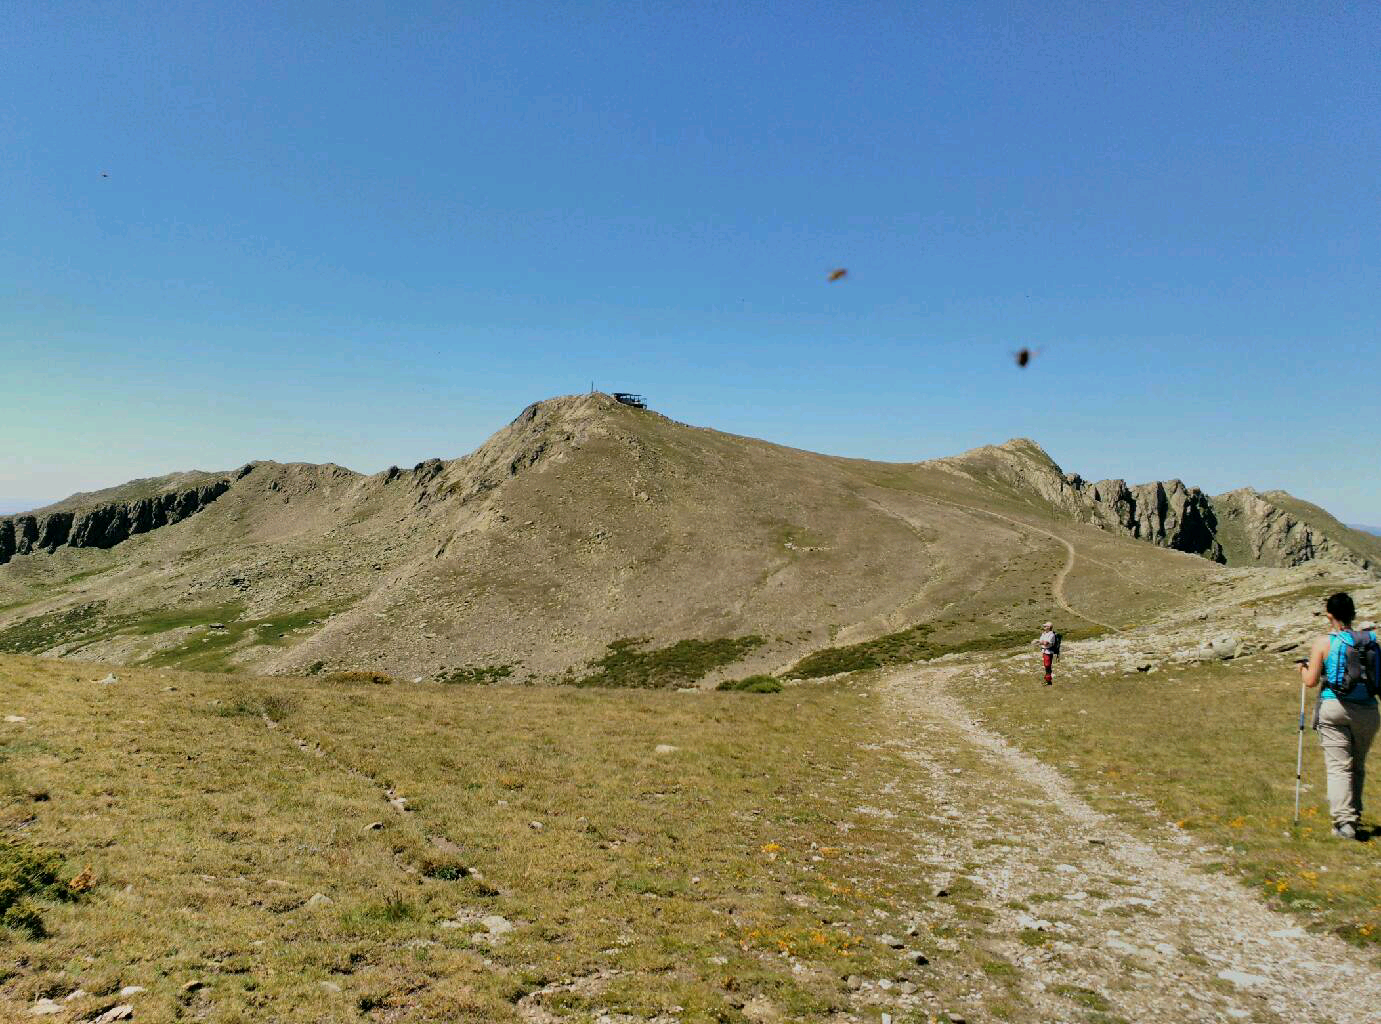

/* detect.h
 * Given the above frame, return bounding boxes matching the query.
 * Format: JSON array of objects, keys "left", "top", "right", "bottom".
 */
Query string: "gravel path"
[{"left": 880, "top": 663, "right": 1381, "bottom": 1024}]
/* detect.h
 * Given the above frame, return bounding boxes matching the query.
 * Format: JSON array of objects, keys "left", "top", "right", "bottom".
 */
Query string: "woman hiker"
[{"left": 1299, "top": 592, "right": 1380, "bottom": 840}]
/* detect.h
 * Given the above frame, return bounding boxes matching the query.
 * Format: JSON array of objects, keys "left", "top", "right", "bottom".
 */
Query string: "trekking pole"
[{"left": 1294, "top": 668, "right": 1307, "bottom": 826}]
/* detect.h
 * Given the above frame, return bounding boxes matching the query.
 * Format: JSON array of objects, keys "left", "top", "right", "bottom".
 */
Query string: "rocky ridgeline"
[
  {"left": 943, "top": 440, "right": 1375, "bottom": 572},
  {"left": 1059, "top": 474, "right": 1223, "bottom": 561},
  {"left": 1213, "top": 488, "right": 1372, "bottom": 570},
  {"left": 0, "top": 474, "right": 242, "bottom": 566},
  {"left": 942, "top": 441, "right": 1223, "bottom": 560}
]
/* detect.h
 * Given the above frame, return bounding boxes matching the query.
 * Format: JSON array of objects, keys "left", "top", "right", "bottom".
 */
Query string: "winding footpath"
[
  {"left": 931, "top": 499, "right": 1123, "bottom": 633},
  {"left": 863, "top": 489, "right": 1122, "bottom": 632}
]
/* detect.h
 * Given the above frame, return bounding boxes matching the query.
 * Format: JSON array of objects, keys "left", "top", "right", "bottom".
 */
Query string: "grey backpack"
[{"left": 1336, "top": 630, "right": 1381, "bottom": 701}]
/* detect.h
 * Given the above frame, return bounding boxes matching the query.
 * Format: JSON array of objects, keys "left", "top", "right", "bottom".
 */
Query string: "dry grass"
[{"left": 0, "top": 655, "right": 1025, "bottom": 1022}]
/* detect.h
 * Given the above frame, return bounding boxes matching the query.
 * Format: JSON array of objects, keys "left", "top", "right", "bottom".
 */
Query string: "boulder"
[
  {"left": 481, "top": 914, "right": 513, "bottom": 932},
  {"left": 1211, "top": 634, "right": 1241, "bottom": 659}
]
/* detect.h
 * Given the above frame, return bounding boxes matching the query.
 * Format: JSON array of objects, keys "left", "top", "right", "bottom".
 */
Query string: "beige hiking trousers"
[{"left": 1317, "top": 699, "right": 1380, "bottom": 826}]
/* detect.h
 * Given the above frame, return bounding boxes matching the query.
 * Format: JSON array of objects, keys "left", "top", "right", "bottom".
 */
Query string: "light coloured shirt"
[{"left": 1038, "top": 630, "right": 1056, "bottom": 655}]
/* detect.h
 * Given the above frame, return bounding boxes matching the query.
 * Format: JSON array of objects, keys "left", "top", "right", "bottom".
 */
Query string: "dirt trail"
[
  {"left": 864, "top": 490, "right": 1121, "bottom": 632},
  {"left": 938, "top": 500, "right": 1122, "bottom": 632},
  {"left": 879, "top": 662, "right": 1381, "bottom": 1024}
]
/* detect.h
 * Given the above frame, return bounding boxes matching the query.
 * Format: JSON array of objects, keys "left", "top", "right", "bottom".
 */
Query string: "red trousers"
[{"left": 1042, "top": 652, "right": 1053, "bottom": 682}]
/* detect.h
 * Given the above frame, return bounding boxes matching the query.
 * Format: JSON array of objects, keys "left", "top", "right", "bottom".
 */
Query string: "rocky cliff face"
[
  {"left": 1061, "top": 475, "right": 1224, "bottom": 561},
  {"left": 1213, "top": 489, "right": 1377, "bottom": 572},
  {"left": 0, "top": 475, "right": 239, "bottom": 566},
  {"left": 934, "top": 440, "right": 1225, "bottom": 561},
  {"left": 935, "top": 439, "right": 1380, "bottom": 573}
]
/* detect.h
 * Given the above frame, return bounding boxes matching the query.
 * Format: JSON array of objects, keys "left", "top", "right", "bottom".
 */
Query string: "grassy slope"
[
  {"left": 964, "top": 651, "right": 1381, "bottom": 952},
  {"left": 1, "top": 655, "right": 1034, "bottom": 1023}
]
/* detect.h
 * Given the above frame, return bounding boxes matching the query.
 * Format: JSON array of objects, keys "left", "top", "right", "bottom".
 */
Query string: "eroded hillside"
[{"left": 2, "top": 394, "right": 1364, "bottom": 682}]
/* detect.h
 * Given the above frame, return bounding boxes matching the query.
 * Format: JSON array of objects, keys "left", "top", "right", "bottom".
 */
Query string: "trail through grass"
[{"left": 964, "top": 652, "right": 1381, "bottom": 951}]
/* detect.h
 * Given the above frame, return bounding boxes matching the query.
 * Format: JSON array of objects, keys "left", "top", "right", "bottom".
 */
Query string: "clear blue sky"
[{"left": 2, "top": 1, "right": 1377, "bottom": 520}]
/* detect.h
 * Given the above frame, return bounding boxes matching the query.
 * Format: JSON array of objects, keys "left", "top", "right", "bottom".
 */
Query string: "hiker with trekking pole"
[
  {"left": 1296, "top": 592, "right": 1380, "bottom": 839},
  {"left": 1033, "top": 621, "right": 1060, "bottom": 686}
]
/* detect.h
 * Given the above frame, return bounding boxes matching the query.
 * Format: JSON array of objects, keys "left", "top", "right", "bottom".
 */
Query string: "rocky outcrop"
[
  {"left": 0, "top": 478, "right": 235, "bottom": 566},
  {"left": 1061, "top": 475, "right": 1224, "bottom": 562},
  {"left": 1041, "top": 461, "right": 1377, "bottom": 573},
  {"left": 936, "top": 440, "right": 1225, "bottom": 562},
  {"left": 935, "top": 439, "right": 1380, "bottom": 572},
  {"left": 1213, "top": 489, "right": 1375, "bottom": 572}
]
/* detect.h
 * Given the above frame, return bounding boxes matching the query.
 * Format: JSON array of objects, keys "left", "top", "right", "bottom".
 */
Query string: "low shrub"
[
  {"left": 438, "top": 664, "right": 513, "bottom": 685},
  {"left": 717, "top": 675, "right": 782, "bottom": 693},
  {"left": 787, "top": 624, "right": 936, "bottom": 679},
  {"left": 0, "top": 839, "right": 78, "bottom": 938},
  {"left": 574, "top": 636, "right": 765, "bottom": 689},
  {"left": 787, "top": 625, "right": 1035, "bottom": 679},
  {"left": 323, "top": 671, "right": 396, "bottom": 685}
]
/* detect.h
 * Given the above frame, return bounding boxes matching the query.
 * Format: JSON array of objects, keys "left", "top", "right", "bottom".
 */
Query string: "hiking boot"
[{"left": 1331, "top": 822, "right": 1358, "bottom": 840}]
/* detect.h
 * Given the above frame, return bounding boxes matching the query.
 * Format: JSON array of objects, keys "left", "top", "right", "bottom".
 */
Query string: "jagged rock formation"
[
  {"left": 938, "top": 438, "right": 1374, "bottom": 572},
  {"left": 1060, "top": 475, "right": 1224, "bottom": 562},
  {"left": 933, "top": 440, "right": 1224, "bottom": 561},
  {"left": 1213, "top": 489, "right": 1378, "bottom": 572},
  {"left": 0, "top": 473, "right": 241, "bottom": 566}
]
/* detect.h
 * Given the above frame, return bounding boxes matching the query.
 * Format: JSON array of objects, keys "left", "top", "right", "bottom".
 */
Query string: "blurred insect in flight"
[
  {"left": 827, "top": 268, "right": 847, "bottom": 282},
  {"left": 1015, "top": 347, "right": 1040, "bottom": 368}
]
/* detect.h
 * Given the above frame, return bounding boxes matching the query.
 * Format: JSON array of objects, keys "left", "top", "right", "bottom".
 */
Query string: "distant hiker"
[
  {"left": 1299, "top": 592, "right": 1380, "bottom": 840},
  {"left": 1033, "top": 621, "right": 1060, "bottom": 685}
]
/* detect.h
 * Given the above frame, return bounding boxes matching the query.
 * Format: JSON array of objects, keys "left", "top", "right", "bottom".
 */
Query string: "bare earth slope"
[
  {"left": 17, "top": 394, "right": 1374, "bottom": 682},
  {"left": 0, "top": 395, "right": 1226, "bottom": 681}
]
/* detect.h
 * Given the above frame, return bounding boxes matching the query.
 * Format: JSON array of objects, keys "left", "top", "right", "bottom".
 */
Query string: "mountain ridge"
[
  {"left": 937, "top": 438, "right": 1376, "bottom": 572},
  {"left": 0, "top": 394, "right": 1372, "bottom": 680}
]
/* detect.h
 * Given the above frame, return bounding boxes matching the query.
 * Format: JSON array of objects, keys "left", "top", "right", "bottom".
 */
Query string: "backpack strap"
[{"left": 1324, "top": 631, "right": 1351, "bottom": 695}]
